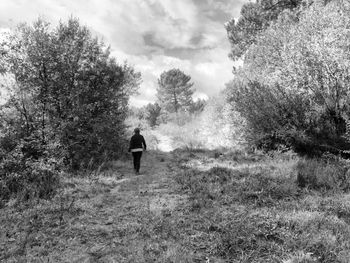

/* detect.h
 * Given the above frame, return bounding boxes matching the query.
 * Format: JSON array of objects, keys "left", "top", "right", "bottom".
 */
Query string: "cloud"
[{"left": 0, "top": 0, "right": 250, "bottom": 107}]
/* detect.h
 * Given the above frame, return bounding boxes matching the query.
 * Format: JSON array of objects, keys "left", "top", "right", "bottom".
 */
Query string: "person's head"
[{"left": 134, "top": 127, "right": 140, "bottom": 134}]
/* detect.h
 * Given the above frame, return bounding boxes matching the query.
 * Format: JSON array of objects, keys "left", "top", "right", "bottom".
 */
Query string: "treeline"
[
  {"left": 128, "top": 73, "right": 246, "bottom": 150},
  {"left": 0, "top": 18, "right": 140, "bottom": 202},
  {"left": 225, "top": 0, "right": 350, "bottom": 155},
  {"left": 129, "top": 68, "right": 206, "bottom": 128}
]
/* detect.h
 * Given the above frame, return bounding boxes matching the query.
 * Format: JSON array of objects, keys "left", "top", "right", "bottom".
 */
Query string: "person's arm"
[{"left": 142, "top": 136, "right": 147, "bottom": 150}]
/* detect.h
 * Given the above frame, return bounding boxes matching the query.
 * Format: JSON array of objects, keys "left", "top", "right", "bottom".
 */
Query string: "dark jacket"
[{"left": 129, "top": 134, "right": 146, "bottom": 151}]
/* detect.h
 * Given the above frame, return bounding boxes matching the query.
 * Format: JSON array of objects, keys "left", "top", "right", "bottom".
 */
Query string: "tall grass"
[
  {"left": 296, "top": 158, "right": 350, "bottom": 191},
  {"left": 173, "top": 149, "right": 350, "bottom": 262}
]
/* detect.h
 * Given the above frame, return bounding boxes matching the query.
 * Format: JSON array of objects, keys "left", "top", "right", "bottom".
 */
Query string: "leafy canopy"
[{"left": 225, "top": 0, "right": 305, "bottom": 61}]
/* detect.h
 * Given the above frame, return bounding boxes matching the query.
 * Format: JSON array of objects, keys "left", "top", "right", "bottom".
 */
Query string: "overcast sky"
[{"left": 0, "top": 0, "right": 248, "bottom": 107}]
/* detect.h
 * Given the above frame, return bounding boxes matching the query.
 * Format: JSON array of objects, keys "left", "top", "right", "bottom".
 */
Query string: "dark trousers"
[{"left": 132, "top": 151, "right": 142, "bottom": 172}]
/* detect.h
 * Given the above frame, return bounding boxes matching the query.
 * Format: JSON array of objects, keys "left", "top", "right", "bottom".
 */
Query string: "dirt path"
[
  {"left": 57, "top": 150, "right": 186, "bottom": 262},
  {"left": 0, "top": 150, "right": 189, "bottom": 262}
]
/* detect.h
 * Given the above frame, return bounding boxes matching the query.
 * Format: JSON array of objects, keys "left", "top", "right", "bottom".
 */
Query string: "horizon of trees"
[{"left": 128, "top": 68, "right": 207, "bottom": 128}]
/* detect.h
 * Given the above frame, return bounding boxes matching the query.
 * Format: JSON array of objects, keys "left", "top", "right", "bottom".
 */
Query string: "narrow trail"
[
  {"left": 0, "top": 149, "right": 192, "bottom": 262},
  {"left": 59, "top": 150, "right": 187, "bottom": 262}
]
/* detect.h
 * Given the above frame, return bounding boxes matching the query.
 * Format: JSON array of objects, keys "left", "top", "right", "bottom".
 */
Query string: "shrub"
[{"left": 0, "top": 145, "right": 60, "bottom": 205}]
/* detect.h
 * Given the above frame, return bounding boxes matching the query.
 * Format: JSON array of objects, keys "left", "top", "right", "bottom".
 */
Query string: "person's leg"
[
  {"left": 136, "top": 152, "right": 142, "bottom": 173},
  {"left": 132, "top": 152, "right": 137, "bottom": 172}
]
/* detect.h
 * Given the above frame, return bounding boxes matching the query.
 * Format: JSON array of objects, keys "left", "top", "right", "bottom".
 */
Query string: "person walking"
[{"left": 128, "top": 128, "right": 147, "bottom": 174}]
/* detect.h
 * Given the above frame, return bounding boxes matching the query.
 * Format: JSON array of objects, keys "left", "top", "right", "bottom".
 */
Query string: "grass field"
[
  {"left": 1, "top": 148, "right": 350, "bottom": 262},
  {"left": 173, "top": 149, "right": 350, "bottom": 262}
]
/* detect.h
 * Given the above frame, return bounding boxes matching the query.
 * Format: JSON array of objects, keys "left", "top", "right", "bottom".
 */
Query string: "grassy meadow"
[
  {"left": 2, "top": 141, "right": 350, "bottom": 262},
  {"left": 172, "top": 148, "right": 350, "bottom": 262},
  {"left": 2, "top": 2, "right": 350, "bottom": 262}
]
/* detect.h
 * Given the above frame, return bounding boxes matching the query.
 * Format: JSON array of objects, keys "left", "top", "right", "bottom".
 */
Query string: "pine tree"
[{"left": 157, "top": 69, "right": 194, "bottom": 114}]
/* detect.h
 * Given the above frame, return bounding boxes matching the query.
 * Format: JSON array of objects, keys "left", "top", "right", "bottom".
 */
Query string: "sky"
[{"left": 0, "top": 0, "right": 249, "bottom": 107}]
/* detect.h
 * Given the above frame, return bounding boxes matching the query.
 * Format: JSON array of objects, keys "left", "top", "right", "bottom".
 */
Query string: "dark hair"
[{"left": 134, "top": 128, "right": 140, "bottom": 133}]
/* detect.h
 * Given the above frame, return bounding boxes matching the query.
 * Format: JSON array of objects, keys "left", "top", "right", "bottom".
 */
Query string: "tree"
[
  {"left": 0, "top": 17, "right": 141, "bottom": 169},
  {"left": 157, "top": 69, "right": 194, "bottom": 114},
  {"left": 189, "top": 99, "right": 206, "bottom": 115},
  {"left": 225, "top": 0, "right": 305, "bottom": 61},
  {"left": 227, "top": 1, "right": 350, "bottom": 153},
  {"left": 145, "top": 102, "right": 161, "bottom": 127}
]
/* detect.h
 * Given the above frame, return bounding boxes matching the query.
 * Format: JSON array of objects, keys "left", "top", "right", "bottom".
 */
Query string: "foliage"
[
  {"left": 0, "top": 17, "right": 140, "bottom": 170},
  {"left": 145, "top": 102, "right": 161, "bottom": 127},
  {"left": 227, "top": 1, "right": 350, "bottom": 154},
  {"left": 0, "top": 143, "right": 60, "bottom": 205},
  {"left": 125, "top": 106, "right": 151, "bottom": 132},
  {"left": 200, "top": 95, "right": 246, "bottom": 150},
  {"left": 189, "top": 98, "right": 206, "bottom": 114},
  {"left": 129, "top": 99, "right": 206, "bottom": 135},
  {"left": 155, "top": 95, "right": 246, "bottom": 151},
  {"left": 157, "top": 68, "right": 194, "bottom": 114},
  {"left": 225, "top": 0, "right": 305, "bottom": 61}
]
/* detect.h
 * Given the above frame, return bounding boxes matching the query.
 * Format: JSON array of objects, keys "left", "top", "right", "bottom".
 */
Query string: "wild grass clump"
[
  {"left": 174, "top": 167, "right": 233, "bottom": 191},
  {"left": 236, "top": 171, "right": 298, "bottom": 206},
  {"left": 213, "top": 207, "right": 350, "bottom": 262},
  {"left": 296, "top": 158, "right": 350, "bottom": 191},
  {"left": 215, "top": 211, "right": 287, "bottom": 261},
  {"left": 279, "top": 209, "right": 350, "bottom": 263},
  {"left": 174, "top": 167, "right": 237, "bottom": 210},
  {"left": 175, "top": 159, "right": 298, "bottom": 209}
]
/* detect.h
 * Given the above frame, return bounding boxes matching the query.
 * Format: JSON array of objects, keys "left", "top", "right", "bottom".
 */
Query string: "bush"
[{"left": 0, "top": 145, "right": 60, "bottom": 205}]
